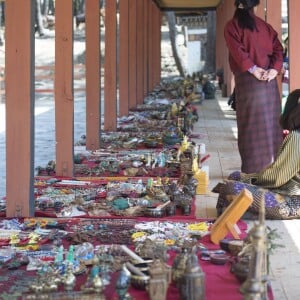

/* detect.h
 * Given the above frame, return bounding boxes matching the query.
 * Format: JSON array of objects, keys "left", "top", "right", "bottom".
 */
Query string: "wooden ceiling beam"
[{"left": 154, "top": 0, "right": 221, "bottom": 10}]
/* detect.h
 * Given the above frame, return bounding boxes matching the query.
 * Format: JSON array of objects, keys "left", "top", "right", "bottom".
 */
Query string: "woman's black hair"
[
  {"left": 280, "top": 89, "right": 300, "bottom": 130},
  {"left": 234, "top": 0, "right": 260, "bottom": 31}
]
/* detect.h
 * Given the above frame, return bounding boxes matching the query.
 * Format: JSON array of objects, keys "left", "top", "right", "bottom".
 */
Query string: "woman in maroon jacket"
[{"left": 224, "top": 0, "right": 283, "bottom": 173}]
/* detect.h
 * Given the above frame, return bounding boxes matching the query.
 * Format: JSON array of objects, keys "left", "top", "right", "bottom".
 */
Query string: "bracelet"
[{"left": 248, "top": 65, "right": 257, "bottom": 74}]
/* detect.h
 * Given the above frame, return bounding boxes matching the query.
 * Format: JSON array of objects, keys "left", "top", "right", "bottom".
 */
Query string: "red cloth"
[
  {"left": 0, "top": 217, "right": 273, "bottom": 299},
  {"left": 104, "top": 248, "right": 274, "bottom": 300}
]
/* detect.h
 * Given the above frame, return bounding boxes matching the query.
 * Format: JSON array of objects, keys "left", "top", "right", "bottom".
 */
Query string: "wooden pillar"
[
  {"left": 256, "top": 0, "right": 266, "bottom": 20},
  {"left": 143, "top": 1, "right": 149, "bottom": 96},
  {"left": 128, "top": 0, "right": 137, "bottom": 109},
  {"left": 153, "top": 5, "right": 161, "bottom": 87},
  {"left": 216, "top": 0, "right": 234, "bottom": 97},
  {"left": 288, "top": 0, "right": 300, "bottom": 92},
  {"left": 104, "top": 0, "right": 117, "bottom": 130},
  {"left": 148, "top": 1, "right": 154, "bottom": 91},
  {"left": 5, "top": 0, "right": 35, "bottom": 217},
  {"left": 85, "top": 0, "right": 101, "bottom": 150},
  {"left": 55, "top": 0, "right": 74, "bottom": 177},
  {"left": 119, "top": 0, "right": 129, "bottom": 116},
  {"left": 215, "top": 5, "right": 225, "bottom": 77},
  {"left": 136, "top": 0, "right": 144, "bottom": 104},
  {"left": 265, "top": 0, "right": 282, "bottom": 97}
]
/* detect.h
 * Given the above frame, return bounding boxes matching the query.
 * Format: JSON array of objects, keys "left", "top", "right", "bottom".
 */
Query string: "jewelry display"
[{"left": 0, "top": 74, "right": 277, "bottom": 300}]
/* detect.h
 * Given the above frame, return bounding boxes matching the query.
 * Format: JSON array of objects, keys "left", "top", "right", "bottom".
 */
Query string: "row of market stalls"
[{"left": 2, "top": 0, "right": 300, "bottom": 216}]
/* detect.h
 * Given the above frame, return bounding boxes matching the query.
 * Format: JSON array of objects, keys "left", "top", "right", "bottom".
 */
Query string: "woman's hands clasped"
[{"left": 253, "top": 67, "right": 278, "bottom": 82}]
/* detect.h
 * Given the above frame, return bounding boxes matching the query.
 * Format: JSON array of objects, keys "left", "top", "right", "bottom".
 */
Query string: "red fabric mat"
[
  {"left": 0, "top": 252, "right": 273, "bottom": 300},
  {"left": 0, "top": 218, "right": 273, "bottom": 299}
]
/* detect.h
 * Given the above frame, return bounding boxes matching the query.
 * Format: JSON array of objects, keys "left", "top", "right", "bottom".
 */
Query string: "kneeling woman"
[{"left": 216, "top": 89, "right": 300, "bottom": 219}]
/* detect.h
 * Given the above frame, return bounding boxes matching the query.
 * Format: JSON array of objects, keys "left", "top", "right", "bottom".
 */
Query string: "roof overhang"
[{"left": 154, "top": 0, "right": 222, "bottom": 11}]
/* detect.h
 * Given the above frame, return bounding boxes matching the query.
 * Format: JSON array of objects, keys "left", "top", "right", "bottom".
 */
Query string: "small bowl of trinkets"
[
  {"left": 209, "top": 253, "right": 230, "bottom": 265},
  {"left": 131, "top": 274, "right": 150, "bottom": 290},
  {"left": 144, "top": 207, "right": 166, "bottom": 218}
]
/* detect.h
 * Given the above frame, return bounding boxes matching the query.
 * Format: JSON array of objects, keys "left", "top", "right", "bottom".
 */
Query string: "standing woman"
[{"left": 224, "top": 0, "right": 284, "bottom": 173}]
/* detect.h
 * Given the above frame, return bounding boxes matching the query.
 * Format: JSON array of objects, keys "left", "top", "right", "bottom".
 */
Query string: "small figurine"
[
  {"left": 116, "top": 265, "right": 132, "bottom": 300},
  {"left": 177, "top": 136, "right": 190, "bottom": 161},
  {"left": 172, "top": 247, "right": 189, "bottom": 284},
  {"left": 157, "top": 152, "right": 166, "bottom": 168},
  {"left": 148, "top": 259, "right": 171, "bottom": 300},
  {"left": 63, "top": 263, "right": 76, "bottom": 291},
  {"left": 9, "top": 233, "right": 20, "bottom": 246},
  {"left": 55, "top": 245, "right": 64, "bottom": 264},
  {"left": 81, "top": 263, "right": 105, "bottom": 297},
  {"left": 66, "top": 245, "right": 75, "bottom": 263},
  {"left": 179, "top": 250, "right": 205, "bottom": 300},
  {"left": 28, "top": 232, "right": 40, "bottom": 244}
]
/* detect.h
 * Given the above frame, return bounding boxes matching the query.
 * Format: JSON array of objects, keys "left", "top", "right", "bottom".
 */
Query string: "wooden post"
[
  {"left": 216, "top": 1, "right": 234, "bottom": 96},
  {"left": 143, "top": 1, "right": 149, "bottom": 96},
  {"left": 288, "top": 0, "right": 300, "bottom": 92},
  {"left": 265, "top": 0, "right": 282, "bottom": 98},
  {"left": 119, "top": 0, "right": 130, "bottom": 117},
  {"left": 256, "top": 0, "right": 266, "bottom": 20},
  {"left": 55, "top": 0, "right": 74, "bottom": 177},
  {"left": 153, "top": 5, "right": 161, "bottom": 87},
  {"left": 136, "top": 0, "right": 144, "bottom": 104},
  {"left": 104, "top": 0, "right": 117, "bottom": 131},
  {"left": 85, "top": 0, "right": 101, "bottom": 150},
  {"left": 128, "top": 0, "right": 137, "bottom": 109},
  {"left": 5, "top": 0, "right": 35, "bottom": 217},
  {"left": 148, "top": 1, "right": 154, "bottom": 91}
]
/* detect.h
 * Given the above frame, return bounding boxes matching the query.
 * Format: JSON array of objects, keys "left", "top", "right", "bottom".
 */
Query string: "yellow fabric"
[{"left": 241, "top": 131, "right": 300, "bottom": 195}]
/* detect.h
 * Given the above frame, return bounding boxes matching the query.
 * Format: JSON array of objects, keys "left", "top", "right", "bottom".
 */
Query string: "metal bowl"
[
  {"left": 144, "top": 207, "right": 166, "bottom": 218},
  {"left": 133, "top": 262, "right": 149, "bottom": 273},
  {"left": 210, "top": 253, "right": 229, "bottom": 265},
  {"left": 131, "top": 274, "right": 150, "bottom": 290}
]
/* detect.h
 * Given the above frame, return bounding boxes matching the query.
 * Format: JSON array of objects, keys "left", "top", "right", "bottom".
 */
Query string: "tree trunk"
[
  {"left": 204, "top": 11, "right": 216, "bottom": 74},
  {"left": 35, "top": 0, "right": 45, "bottom": 36},
  {"left": 166, "top": 12, "right": 186, "bottom": 77},
  {"left": 42, "top": 0, "right": 49, "bottom": 16}
]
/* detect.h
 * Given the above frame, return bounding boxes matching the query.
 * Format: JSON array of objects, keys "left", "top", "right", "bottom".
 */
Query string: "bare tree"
[
  {"left": 204, "top": 10, "right": 216, "bottom": 74},
  {"left": 35, "top": 0, "right": 45, "bottom": 36},
  {"left": 42, "top": 0, "right": 50, "bottom": 16},
  {"left": 165, "top": 12, "right": 186, "bottom": 77}
]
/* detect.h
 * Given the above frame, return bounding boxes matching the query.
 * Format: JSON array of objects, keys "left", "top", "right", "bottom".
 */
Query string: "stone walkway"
[{"left": 193, "top": 92, "right": 300, "bottom": 299}]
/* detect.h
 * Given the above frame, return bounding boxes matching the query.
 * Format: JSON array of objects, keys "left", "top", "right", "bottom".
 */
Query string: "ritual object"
[
  {"left": 172, "top": 246, "right": 190, "bottom": 284},
  {"left": 116, "top": 265, "right": 132, "bottom": 300},
  {"left": 148, "top": 259, "right": 171, "bottom": 300},
  {"left": 240, "top": 192, "right": 268, "bottom": 299},
  {"left": 179, "top": 250, "right": 205, "bottom": 300}
]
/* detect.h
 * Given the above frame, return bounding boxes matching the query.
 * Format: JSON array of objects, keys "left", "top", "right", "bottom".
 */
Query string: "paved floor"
[{"left": 193, "top": 93, "right": 300, "bottom": 299}]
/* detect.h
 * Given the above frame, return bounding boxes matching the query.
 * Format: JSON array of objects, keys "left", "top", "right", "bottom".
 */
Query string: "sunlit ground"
[
  {"left": 282, "top": 220, "right": 300, "bottom": 252},
  {"left": 0, "top": 104, "right": 52, "bottom": 134}
]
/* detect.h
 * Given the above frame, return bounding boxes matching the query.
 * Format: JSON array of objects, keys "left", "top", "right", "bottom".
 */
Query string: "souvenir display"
[
  {"left": 0, "top": 77, "right": 273, "bottom": 300},
  {"left": 0, "top": 215, "right": 274, "bottom": 299}
]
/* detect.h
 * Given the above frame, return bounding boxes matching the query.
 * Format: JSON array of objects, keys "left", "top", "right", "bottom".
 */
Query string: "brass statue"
[
  {"left": 148, "top": 259, "right": 171, "bottom": 300},
  {"left": 179, "top": 249, "right": 205, "bottom": 300},
  {"left": 240, "top": 193, "right": 268, "bottom": 299}
]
